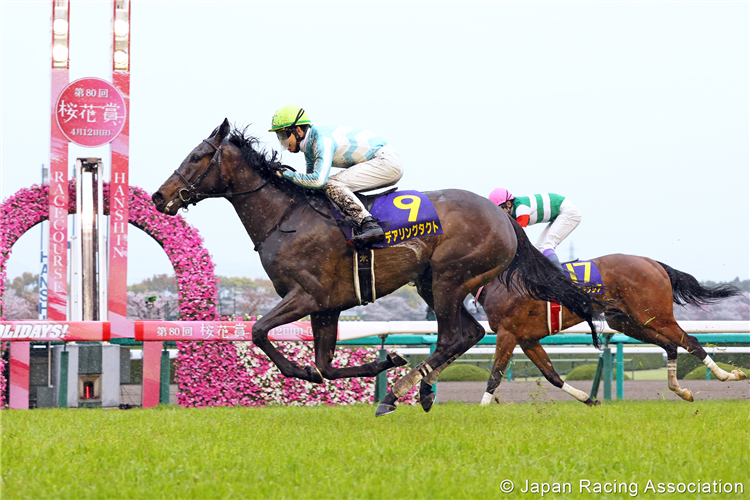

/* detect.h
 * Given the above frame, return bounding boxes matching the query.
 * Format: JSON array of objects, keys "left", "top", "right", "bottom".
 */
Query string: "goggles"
[{"left": 276, "top": 129, "right": 291, "bottom": 150}]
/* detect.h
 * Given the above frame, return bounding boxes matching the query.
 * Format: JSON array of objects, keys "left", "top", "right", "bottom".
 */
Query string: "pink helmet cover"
[{"left": 489, "top": 188, "right": 514, "bottom": 206}]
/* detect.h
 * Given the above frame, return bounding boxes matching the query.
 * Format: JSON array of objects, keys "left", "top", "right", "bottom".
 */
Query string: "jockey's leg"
[
  {"left": 325, "top": 145, "right": 403, "bottom": 247},
  {"left": 538, "top": 198, "right": 581, "bottom": 270}
]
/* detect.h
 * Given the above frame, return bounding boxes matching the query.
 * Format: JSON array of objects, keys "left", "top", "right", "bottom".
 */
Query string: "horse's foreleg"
[
  {"left": 311, "top": 311, "right": 407, "bottom": 379},
  {"left": 251, "top": 290, "right": 323, "bottom": 383},
  {"left": 521, "top": 340, "right": 597, "bottom": 406},
  {"left": 480, "top": 330, "right": 517, "bottom": 406}
]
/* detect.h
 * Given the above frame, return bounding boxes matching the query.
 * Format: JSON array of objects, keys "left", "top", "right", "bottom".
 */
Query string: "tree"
[
  {"left": 672, "top": 292, "right": 750, "bottom": 321},
  {"left": 127, "top": 291, "right": 180, "bottom": 320},
  {"left": 1, "top": 289, "right": 37, "bottom": 319},
  {"left": 127, "top": 274, "right": 177, "bottom": 294},
  {"left": 2, "top": 272, "right": 39, "bottom": 319}
]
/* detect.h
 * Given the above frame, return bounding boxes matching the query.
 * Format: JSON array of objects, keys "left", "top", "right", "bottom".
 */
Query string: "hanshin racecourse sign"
[{"left": 55, "top": 77, "right": 126, "bottom": 147}]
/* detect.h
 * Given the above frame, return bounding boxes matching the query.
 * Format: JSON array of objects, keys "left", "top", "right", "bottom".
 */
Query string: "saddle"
[
  {"left": 304, "top": 186, "right": 399, "bottom": 220},
  {"left": 303, "top": 186, "right": 444, "bottom": 305}
]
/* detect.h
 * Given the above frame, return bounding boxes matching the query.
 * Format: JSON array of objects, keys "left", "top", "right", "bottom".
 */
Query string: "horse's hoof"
[
  {"left": 682, "top": 389, "right": 694, "bottom": 402},
  {"left": 732, "top": 369, "right": 747, "bottom": 381},
  {"left": 375, "top": 402, "right": 397, "bottom": 417},
  {"left": 306, "top": 366, "right": 324, "bottom": 384},
  {"left": 584, "top": 398, "right": 599, "bottom": 406},
  {"left": 387, "top": 352, "right": 409, "bottom": 368},
  {"left": 420, "top": 392, "right": 437, "bottom": 413}
]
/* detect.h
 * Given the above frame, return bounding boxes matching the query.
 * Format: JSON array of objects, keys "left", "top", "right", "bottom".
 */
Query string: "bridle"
[
  {"left": 170, "top": 133, "right": 294, "bottom": 252},
  {"left": 172, "top": 135, "right": 269, "bottom": 207}
]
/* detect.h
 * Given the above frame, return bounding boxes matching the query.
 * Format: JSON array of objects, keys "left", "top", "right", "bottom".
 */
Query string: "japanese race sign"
[
  {"left": 134, "top": 321, "right": 316, "bottom": 342},
  {"left": 55, "top": 77, "right": 126, "bottom": 147}
]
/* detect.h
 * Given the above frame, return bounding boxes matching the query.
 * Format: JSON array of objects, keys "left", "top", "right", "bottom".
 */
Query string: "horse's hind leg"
[
  {"left": 418, "top": 303, "right": 489, "bottom": 412},
  {"left": 377, "top": 300, "right": 487, "bottom": 416},
  {"left": 311, "top": 311, "right": 407, "bottom": 379},
  {"left": 520, "top": 340, "right": 598, "bottom": 406},
  {"left": 480, "top": 329, "right": 516, "bottom": 406},
  {"left": 606, "top": 315, "right": 695, "bottom": 401},
  {"left": 662, "top": 322, "right": 746, "bottom": 382},
  {"left": 416, "top": 306, "right": 489, "bottom": 412}
]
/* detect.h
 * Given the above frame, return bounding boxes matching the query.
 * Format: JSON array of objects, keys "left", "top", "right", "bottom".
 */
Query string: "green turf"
[{"left": 2, "top": 401, "right": 748, "bottom": 499}]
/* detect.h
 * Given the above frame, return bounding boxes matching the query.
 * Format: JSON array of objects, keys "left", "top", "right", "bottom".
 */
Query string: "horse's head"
[{"left": 152, "top": 118, "right": 238, "bottom": 215}]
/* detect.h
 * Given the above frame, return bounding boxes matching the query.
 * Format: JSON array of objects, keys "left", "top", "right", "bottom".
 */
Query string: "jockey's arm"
[
  {"left": 282, "top": 135, "right": 334, "bottom": 189},
  {"left": 513, "top": 204, "right": 531, "bottom": 227}
]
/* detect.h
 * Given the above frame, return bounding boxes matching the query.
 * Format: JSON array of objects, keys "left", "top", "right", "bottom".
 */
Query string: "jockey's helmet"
[
  {"left": 489, "top": 188, "right": 514, "bottom": 206},
  {"left": 269, "top": 105, "right": 312, "bottom": 132}
]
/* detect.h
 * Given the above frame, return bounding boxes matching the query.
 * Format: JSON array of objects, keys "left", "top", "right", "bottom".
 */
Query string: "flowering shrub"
[
  {"left": 175, "top": 340, "right": 417, "bottom": 407},
  {"left": 1, "top": 183, "right": 416, "bottom": 408},
  {"left": 0, "top": 181, "right": 218, "bottom": 408}
]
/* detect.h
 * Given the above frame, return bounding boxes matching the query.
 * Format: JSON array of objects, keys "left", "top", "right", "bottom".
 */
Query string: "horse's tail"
[
  {"left": 657, "top": 261, "right": 742, "bottom": 307},
  {"left": 501, "top": 212, "right": 602, "bottom": 349}
]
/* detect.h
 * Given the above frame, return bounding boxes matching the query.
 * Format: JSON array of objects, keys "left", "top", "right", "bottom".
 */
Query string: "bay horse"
[
  {"left": 477, "top": 253, "right": 746, "bottom": 406},
  {"left": 152, "top": 119, "right": 600, "bottom": 416}
]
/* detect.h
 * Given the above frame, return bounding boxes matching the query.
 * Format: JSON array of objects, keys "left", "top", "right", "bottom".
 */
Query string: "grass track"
[{"left": 2, "top": 400, "right": 748, "bottom": 499}]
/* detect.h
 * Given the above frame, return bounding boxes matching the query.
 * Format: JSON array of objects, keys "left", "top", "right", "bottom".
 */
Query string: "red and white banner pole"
[
  {"left": 48, "top": 1, "right": 70, "bottom": 322},
  {"left": 12, "top": 0, "right": 74, "bottom": 410},
  {"left": 109, "top": 0, "right": 131, "bottom": 339}
]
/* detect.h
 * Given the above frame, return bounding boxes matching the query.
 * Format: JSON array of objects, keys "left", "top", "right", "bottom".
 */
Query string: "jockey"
[
  {"left": 269, "top": 105, "right": 403, "bottom": 248},
  {"left": 489, "top": 188, "right": 581, "bottom": 270}
]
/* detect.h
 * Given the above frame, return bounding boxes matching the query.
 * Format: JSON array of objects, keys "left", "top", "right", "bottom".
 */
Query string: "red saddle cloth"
[{"left": 547, "top": 301, "right": 563, "bottom": 334}]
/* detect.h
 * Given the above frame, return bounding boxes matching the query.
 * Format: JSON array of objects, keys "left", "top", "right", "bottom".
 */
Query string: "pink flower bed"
[
  {"left": 176, "top": 339, "right": 417, "bottom": 407},
  {"left": 1, "top": 183, "right": 416, "bottom": 408}
]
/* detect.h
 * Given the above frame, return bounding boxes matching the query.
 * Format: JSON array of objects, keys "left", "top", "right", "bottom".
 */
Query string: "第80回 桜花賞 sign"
[{"left": 55, "top": 77, "right": 127, "bottom": 147}]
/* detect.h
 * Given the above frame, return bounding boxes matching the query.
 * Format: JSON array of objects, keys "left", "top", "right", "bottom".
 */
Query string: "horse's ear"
[{"left": 217, "top": 118, "right": 231, "bottom": 141}]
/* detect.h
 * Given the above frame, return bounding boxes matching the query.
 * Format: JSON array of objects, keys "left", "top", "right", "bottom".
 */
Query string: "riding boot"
[
  {"left": 325, "top": 181, "right": 385, "bottom": 248},
  {"left": 353, "top": 216, "right": 385, "bottom": 248},
  {"left": 543, "top": 248, "right": 564, "bottom": 271}
]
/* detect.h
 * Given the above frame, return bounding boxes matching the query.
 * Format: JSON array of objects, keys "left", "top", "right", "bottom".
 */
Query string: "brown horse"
[
  {"left": 152, "top": 119, "right": 600, "bottom": 416},
  {"left": 477, "top": 253, "right": 745, "bottom": 406}
]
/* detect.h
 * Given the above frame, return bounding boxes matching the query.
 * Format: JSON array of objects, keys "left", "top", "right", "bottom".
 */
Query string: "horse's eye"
[{"left": 190, "top": 155, "right": 200, "bottom": 163}]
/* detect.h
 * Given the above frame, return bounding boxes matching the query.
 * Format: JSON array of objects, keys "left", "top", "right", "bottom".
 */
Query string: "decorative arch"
[
  {"left": 0, "top": 181, "right": 218, "bottom": 320},
  {"left": 1, "top": 181, "right": 218, "bottom": 407}
]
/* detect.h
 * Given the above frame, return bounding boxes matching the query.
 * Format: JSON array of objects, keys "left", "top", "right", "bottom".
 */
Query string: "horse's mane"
[
  {"left": 227, "top": 126, "right": 285, "bottom": 178},
  {"left": 227, "top": 125, "right": 321, "bottom": 199}
]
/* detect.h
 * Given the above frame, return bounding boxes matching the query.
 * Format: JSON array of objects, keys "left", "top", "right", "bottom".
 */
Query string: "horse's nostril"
[{"left": 152, "top": 192, "right": 165, "bottom": 206}]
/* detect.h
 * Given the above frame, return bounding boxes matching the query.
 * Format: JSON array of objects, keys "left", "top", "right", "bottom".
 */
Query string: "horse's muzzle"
[{"left": 151, "top": 191, "right": 177, "bottom": 215}]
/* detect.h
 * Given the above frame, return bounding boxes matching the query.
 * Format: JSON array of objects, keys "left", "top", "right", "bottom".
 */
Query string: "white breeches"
[
  {"left": 324, "top": 145, "right": 404, "bottom": 223},
  {"left": 327, "top": 144, "right": 404, "bottom": 193},
  {"left": 535, "top": 198, "right": 581, "bottom": 252}
]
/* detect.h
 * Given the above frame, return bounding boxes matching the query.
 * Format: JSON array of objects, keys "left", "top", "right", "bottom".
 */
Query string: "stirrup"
[{"left": 350, "top": 217, "right": 384, "bottom": 248}]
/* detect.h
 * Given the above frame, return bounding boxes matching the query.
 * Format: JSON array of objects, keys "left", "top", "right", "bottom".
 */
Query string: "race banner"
[
  {"left": 0, "top": 321, "right": 110, "bottom": 342},
  {"left": 135, "top": 321, "right": 317, "bottom": 342}
]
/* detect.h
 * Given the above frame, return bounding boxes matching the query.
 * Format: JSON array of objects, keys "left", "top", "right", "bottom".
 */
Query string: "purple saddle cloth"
[
  {"left": 332, "top": 190, "right": 443, "bottom": 248},
  {"left": 562, "top": 260, "right": 604, "bottom": 294}
]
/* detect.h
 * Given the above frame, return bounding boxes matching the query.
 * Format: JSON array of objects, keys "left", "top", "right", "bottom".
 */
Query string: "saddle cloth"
[
  {"left": 331, "top": 189, "right": 443, "bottom": 248},
  {"left": 548, "top": 259, "right": 604, "bottom": 334}
]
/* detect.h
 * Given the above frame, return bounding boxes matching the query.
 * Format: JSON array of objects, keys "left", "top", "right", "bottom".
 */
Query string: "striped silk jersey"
[
  {"left": 511, "top": 193, "right": 566, "bottom": 227},
  {"left": 282, "top": 125, "right": 388, "bottom": 189}
]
